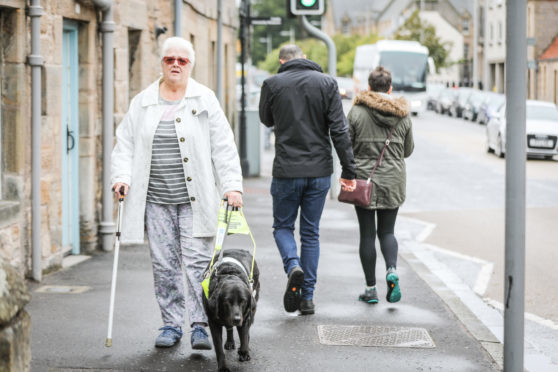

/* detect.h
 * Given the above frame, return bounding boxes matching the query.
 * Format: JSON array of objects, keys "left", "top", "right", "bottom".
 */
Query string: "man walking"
[{"left": 259, "top": 45, "right": 356, "bottom": 315}]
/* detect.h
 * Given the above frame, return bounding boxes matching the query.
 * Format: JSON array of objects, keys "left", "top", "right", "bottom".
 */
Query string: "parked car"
[
  {"left": 477, "top": 92, "right": 505, "bottom": 125},
  {"left": 435, "top": 88, "right": 458, "bottom": 115},
  {"left": 335, "top": 77, "right": 355, "bottom": 100},
  {"left": 449, "top": 87, "right": 474, "bottom": 118},
  {"left": 426, "top": 83, "right": 445, "bottom": 110},
  {"left": 486, "top": 100, "right": 558, "bottom": 159},
  {"left": 462, "top": 90, "right": 488, "bottom": 122}
]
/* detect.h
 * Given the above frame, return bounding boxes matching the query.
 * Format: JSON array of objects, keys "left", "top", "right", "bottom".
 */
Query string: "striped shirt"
[{"left": 146, "top": 97, "right": 190, "bottom": 204}]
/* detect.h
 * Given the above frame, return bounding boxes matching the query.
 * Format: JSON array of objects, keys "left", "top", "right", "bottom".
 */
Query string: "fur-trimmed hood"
[{"left": 354, "top": 91, "right": 410, "bottom": 119}]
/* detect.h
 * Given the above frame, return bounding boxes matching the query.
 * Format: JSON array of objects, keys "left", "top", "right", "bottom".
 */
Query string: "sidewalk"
[{"left": 27, "top": 152, "right": 501, "bottom": 371}]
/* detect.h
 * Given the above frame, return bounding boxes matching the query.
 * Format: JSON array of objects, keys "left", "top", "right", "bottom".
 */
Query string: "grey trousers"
[{"left": 145, "top": 202, "right": 212, "bottom": 329}]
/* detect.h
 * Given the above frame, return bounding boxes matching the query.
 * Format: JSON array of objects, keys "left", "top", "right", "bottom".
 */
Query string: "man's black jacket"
[{"left": 259, "top": 58, "right": 355, "bottom": 179}]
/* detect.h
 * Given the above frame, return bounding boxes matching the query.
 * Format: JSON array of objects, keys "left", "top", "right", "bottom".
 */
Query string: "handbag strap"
[{"left": 367, "top": 127, "right": 396, "bottom": 182}]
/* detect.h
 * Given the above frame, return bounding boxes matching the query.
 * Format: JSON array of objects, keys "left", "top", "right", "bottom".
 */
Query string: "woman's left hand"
[{"left": 224, "top": 191, "right": 243, "bottom": 208}]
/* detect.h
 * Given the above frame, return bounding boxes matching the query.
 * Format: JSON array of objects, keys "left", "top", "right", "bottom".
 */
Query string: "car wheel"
[{"left": 495, "top": 134, "right": 505, "bottom": 158}]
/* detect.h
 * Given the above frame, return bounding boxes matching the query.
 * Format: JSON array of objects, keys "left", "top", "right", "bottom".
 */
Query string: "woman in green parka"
[{"left": 346, "top": 66, "right": 414, "bottom": 304}]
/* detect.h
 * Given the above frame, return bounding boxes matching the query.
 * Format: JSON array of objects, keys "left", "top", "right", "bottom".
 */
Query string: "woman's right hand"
[{"left": 112, "top": 183, "right": 129, "bottom": 197}]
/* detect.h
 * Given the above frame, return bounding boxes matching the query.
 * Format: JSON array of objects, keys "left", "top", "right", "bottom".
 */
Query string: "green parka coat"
[{"left": 347, "top": 91, "right": 414, "bottom": 209}]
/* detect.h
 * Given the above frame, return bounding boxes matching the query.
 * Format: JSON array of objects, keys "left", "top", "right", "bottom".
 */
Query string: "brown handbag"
[{"left": 338, "top": 127, "right": 395, "bottom": 208}]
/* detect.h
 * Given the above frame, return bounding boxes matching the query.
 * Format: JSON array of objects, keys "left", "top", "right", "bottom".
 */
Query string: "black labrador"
[{"left": 202, "top": 249, "right": 260, "bottom": 372}]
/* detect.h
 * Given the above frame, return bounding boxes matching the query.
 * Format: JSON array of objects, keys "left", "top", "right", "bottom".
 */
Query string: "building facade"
[
  {"left": 485, "top": 0, "right": 558, "bottom": 95},
  {"left": 537, "top": 36, "right": 558, "bottom": 104},
  {"left": 0, "top": 0, "right": 238, "bottom": 277}
]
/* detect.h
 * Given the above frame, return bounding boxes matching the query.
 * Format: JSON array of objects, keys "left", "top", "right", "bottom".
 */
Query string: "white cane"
[{"left": 105, "top": 190, "right": 125, "bottom": 347}]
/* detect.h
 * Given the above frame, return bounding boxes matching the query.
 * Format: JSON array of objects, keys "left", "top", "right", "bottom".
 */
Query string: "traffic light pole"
[
  {"left": 299, "top": 15, "right": 340, "bottom": 198},
  {"left": 299, "top": 15, "right": 335, "bottom": 76}
]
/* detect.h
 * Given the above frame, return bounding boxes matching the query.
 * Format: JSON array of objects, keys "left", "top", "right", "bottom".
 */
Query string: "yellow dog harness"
[{"left": 201, "top": 200, "right": 257, "bottom": 299}]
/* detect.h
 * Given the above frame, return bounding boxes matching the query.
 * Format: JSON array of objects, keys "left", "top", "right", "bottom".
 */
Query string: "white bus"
[{"left": 353, "top": 40, "right": 433, "bottom": 115}]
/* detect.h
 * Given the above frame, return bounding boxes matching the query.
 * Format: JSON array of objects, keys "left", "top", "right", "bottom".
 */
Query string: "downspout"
[
  {"left": 29, "top": 0, "right": 43, "bottom": 281},
  {"left": 175, "top": 0, "right": 182, "bottom": 36},
  {"left": 91, "top": 0, "right": 116, "bottom": 252},
  {"left": 216, "top": 0, "right": 223, "bottom": 103}
]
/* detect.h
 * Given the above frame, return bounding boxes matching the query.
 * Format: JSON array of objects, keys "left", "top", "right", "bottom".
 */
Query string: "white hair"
[{"left": 161, "top": 37, "right": 196, "bottom": 69}]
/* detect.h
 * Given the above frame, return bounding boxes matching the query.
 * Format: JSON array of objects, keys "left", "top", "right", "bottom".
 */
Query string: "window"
[
  {"left": 128, "top": 29, "right": 142, "bottom": 100},
  {"left": 490, "top": 23, "right": 494, "bottom": 41},
  {"left": 554, "top": 70, "right": 557, "bottom": 104},
  {"left": 462, "top": 19, "right": 470, "bottom": 35},
  {"left": 498, "top": 21, "right": 502, "bottom": 42}
]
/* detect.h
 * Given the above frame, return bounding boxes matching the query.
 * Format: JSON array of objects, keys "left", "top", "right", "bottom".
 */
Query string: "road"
[
  {"left": 400, "top": 109, "right": 558, "bottom": 322},
  {"left": 394, "top": 109, "right": 558, "bottom": 369}
]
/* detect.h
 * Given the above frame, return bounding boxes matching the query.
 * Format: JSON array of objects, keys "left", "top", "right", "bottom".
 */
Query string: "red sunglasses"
[{"left": 162, "top": 56, "right": 190, "bottom": 66}]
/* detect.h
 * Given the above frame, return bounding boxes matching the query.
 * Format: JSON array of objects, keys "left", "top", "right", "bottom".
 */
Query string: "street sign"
[
  {"left": 250, "top": 16, "right": 282, "bottom": 26},
  {"left": 289, "top": 0, "right": 324, "bottom": 16}
]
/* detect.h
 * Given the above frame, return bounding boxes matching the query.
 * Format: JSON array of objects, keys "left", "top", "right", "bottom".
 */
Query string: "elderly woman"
[{"left": 111, "top": 37, "right": 243, "bottom": 350}]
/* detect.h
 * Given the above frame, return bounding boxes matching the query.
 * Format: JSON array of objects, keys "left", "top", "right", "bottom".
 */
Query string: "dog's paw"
[
  {"left": 238, "top": 350, "right": 251, "bottom": 362},
  {"left": 218, "top": 366, "right": 231, "bottom": 372},
  {"left": 224, "top": 340, "right": 235, "bottom": 350}
]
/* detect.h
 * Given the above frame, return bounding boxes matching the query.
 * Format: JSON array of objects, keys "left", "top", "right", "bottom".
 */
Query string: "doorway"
[{"left": 62, "top": 20, "right": 80, "bottom": 255}]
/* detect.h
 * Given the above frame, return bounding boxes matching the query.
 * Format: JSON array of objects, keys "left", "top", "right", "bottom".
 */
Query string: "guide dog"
[{"left": 202, "top": 249, "right": 260, "bottom": 372}]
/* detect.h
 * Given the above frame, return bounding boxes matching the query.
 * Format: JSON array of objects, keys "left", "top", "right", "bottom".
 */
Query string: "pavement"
[{"left": 27, "top": 149, "right": 503, "bottom": 372}]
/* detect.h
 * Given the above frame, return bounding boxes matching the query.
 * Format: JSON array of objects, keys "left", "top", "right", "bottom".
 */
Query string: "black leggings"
[{"left": 355, "top": 207, "right": 399, "bottom": 287}]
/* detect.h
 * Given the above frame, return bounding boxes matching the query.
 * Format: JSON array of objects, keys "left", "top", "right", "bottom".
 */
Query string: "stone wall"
[{"left": 0, "top": 258, "right": 31, "bottom": 371}]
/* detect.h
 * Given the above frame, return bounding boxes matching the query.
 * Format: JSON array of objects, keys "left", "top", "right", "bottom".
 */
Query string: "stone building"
[
  {"left": 0, "top": 0, "right": 238, "bottom": 277},
  {"left": 485, "top": 0, "right": 558, "bottom": 95},
  {"left": 528, "top": 0, "right": 558, "bottom": 100},
  {"left": 537, "top": 35, "right": 558, "bottom": 104}
]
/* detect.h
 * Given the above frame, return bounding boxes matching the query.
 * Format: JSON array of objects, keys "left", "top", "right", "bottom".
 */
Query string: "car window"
[{"left": 527, "top": 104, "right": 558, "bottom": 121}]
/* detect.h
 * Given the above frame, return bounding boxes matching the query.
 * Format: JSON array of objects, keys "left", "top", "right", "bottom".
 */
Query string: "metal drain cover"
[
  {"left": 35, "top": 285, "right": 91, "bottom": 294},
  {"left": 317, "top": 325, "right": 435, "bottom": 348}
]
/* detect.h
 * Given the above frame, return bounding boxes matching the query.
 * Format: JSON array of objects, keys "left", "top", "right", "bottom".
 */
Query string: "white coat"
[{"left": 111, "top": 78, "right": 243, "bottom": 244}]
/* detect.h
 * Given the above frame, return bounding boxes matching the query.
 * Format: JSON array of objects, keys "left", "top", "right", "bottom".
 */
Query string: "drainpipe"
[
  {"left": 91, "top": 0, "right": 116, "bottom": 252},
  {"left": 216, "top": 0, "right": 223, "bottom": 103},
  {"left": 175, "top": 0, "right": 182, "bottom": 36},
  {"left": 29, "top": 0, "right": 43, "bottom": 281}
]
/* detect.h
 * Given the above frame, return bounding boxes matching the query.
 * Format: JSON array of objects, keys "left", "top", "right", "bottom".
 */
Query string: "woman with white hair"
[{"left": 111, "top": 37, "right": 243, "bottom": 350}]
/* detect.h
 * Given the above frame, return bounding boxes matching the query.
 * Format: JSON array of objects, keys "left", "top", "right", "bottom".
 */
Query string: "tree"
[
  {"left": 257, "top": 33, "right": 379, "bottom": 76},
  {"left": 393, "top": 10, "right": 452, "bottom": 71}
]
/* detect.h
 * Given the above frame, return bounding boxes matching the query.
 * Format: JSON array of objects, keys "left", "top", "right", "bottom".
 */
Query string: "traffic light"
[{"left": 289, "top": 0, "right": 324, "bottom": 16}]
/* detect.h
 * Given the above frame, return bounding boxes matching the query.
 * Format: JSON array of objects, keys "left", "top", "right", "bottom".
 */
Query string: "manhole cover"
[
  {"left": 317, "top": 325, "right": 435, "bottom": 348},
  {"left": 35, "top": 285, "right": 91, "bottom": 294}
]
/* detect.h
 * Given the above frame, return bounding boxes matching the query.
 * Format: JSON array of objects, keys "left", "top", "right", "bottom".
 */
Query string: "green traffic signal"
[
  {"left": 300, "top": 0, "right": 317, "bottom": 6},
  {"left": 290, "top": 0, "right": 323, "bottom": 15}
]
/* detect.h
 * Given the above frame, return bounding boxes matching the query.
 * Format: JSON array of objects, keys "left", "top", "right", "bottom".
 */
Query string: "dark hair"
[{"left": 368, "top": 66, "right": 391, "bottom": 93}]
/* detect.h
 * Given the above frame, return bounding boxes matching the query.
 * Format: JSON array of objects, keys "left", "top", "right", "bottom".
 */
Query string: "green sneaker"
[
  {"left": 386, "top": 269, "right": 401, "bottom": 303},
  {"left": 359, "top": 287, "right": 379, "bottom": 304}
]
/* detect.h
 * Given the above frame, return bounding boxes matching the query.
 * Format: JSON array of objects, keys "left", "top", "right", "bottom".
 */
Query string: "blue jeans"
[{"left": 271, "top": 176, "right": 331, "bottom": 300}]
